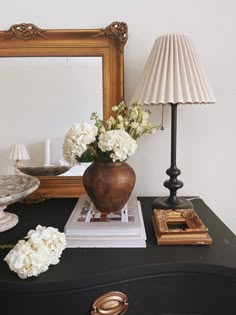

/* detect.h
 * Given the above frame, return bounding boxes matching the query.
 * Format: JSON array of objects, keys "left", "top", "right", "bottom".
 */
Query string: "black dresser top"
[{"left": 0, "top": 197, "right": 235, "bottom": 293}]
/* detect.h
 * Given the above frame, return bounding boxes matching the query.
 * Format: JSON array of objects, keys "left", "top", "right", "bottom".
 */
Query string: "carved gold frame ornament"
[{"left": 0, "top": 22, "right": 128, "bottom": 198}]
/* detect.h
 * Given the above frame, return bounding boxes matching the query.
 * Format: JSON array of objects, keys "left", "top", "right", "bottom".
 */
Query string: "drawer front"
[{"left": 2, "top": 272, "right": 236, "bottom": 315}]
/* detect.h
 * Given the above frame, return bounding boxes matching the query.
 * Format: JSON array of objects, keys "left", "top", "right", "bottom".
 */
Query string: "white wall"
[{"left": 1, "top": 0, "right": 236, "bottom": 234}]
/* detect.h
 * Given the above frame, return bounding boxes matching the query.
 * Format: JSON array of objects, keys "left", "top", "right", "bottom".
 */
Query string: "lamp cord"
[{"left": 161, "top": 104, "right": 164, "bottom": 130}]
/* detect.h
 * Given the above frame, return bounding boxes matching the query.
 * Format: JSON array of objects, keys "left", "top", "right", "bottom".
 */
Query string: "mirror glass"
[
  {"left": 0, "top": 56, "right": 103, "bottom": 173},
  {"left": 0, "top": 22, "right": 127, "bottom": 197}
]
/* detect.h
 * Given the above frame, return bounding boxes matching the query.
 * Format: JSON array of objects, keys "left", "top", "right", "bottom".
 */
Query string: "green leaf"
[{"left": 77, "top": 150, "right": 95, "bottom": 162}]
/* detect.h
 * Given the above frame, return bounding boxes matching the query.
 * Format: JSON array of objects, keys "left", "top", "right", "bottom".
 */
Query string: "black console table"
[{"left": 0, "top": 197, "right": 235, "bottom": 315}]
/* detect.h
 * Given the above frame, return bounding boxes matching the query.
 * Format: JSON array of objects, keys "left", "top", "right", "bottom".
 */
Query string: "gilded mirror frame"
[{"left": 0, "top": 22, "right": 128, "bottom": 198}]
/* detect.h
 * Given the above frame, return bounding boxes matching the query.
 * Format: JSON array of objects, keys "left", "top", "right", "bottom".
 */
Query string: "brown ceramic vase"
[{"left": 83, "top": 160, "right": 136, "bottom": 214}]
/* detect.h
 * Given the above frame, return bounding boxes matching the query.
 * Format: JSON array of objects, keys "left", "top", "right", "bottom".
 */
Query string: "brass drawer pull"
[{"left": 91, "top": 291, "right": 128, "bottom": 315}]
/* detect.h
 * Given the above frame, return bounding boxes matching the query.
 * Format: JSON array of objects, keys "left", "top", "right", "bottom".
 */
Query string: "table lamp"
[
  {"left": 132, "top": 33, "right": 216, "bottom": 210},
  {"left": 8, "top": 143, "right": 30, "bottom": 171}
]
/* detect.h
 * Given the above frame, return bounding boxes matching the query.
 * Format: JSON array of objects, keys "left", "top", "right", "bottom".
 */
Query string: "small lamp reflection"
[{"left": 8, "top": 144, "right": 30, "bottom": 172}]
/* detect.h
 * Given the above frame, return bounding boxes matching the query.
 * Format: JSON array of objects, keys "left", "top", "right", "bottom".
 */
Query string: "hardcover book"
[{"left": 64, "top": 194, "right": 146, "bottom": 248}]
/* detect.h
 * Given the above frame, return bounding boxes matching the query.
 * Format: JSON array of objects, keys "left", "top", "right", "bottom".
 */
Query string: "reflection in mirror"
[
  {"left": 0, "top": 22, "right": 127, "bottom": 197},
  {"left": 0, "top": 57, "right": 103, "bottom": 174}
]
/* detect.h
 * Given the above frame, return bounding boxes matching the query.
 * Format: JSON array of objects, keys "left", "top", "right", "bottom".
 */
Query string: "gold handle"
[{"left": 91, "top": 291, "right": 128, "bottom": 315}]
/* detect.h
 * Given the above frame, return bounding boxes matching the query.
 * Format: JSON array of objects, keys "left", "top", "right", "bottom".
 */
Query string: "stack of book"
[{"left": 64, "top": 194, "right": 146, "bottom": 248}]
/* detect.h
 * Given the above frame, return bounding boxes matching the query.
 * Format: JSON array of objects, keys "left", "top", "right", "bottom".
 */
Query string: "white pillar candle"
[{"left": 44, "top": 138, "right": 50, "bottom": 165}]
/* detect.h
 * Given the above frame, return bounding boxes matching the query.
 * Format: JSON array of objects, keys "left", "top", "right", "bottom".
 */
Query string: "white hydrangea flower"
[
  {"left": 4, "top": 225, "right": 66, "bottom": 279},
  {"left": 98, "top": 129, "right": 137, "bottom": 162},
  {"left": 4, "top": 239, "right": 50, "bottom": 279},
  {"left": 26, "top": 225, "right": 67, "bottom": 265},
  {"left": 63, "top": 122, "right": 97, "bottom": 165}
]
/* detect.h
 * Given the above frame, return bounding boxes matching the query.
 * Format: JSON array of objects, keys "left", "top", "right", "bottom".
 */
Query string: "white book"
[
  {"left": 66, "top": 201, "right": 146, "bottom": 248},
  {"left": 64, "top": 194, "right": 142, "bottom": 237},
  {"left": 66, "top": 238, "right": 146, "bottom": 248}
]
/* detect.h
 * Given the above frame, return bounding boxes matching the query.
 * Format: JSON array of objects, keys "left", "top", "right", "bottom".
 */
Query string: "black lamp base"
[
  {"left": 152, "top": 103, "right": 194, "bottom": 211},
  {"left": 152, "top": 196, "right": 193, "bottom": 210}
]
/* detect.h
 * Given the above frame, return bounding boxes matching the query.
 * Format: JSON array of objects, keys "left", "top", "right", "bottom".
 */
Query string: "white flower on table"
[
  {"left": 4, "top": 225, "right": 66, "bottom": 279},
  {"left": 26, "top": 225, "right": 66, "bottom": 265}
]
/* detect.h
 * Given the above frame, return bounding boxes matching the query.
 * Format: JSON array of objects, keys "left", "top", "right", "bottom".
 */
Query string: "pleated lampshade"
[
  {"left": 8, "top": 144, "right": 30, "bottom": 161},
  {"left": 132, "top": 33, "right": 216, "bottom": 105}
]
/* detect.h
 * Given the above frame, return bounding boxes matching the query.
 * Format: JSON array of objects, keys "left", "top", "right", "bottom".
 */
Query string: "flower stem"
[{"left": 0, "top": 244, "right": 14, "bottom": 249}]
